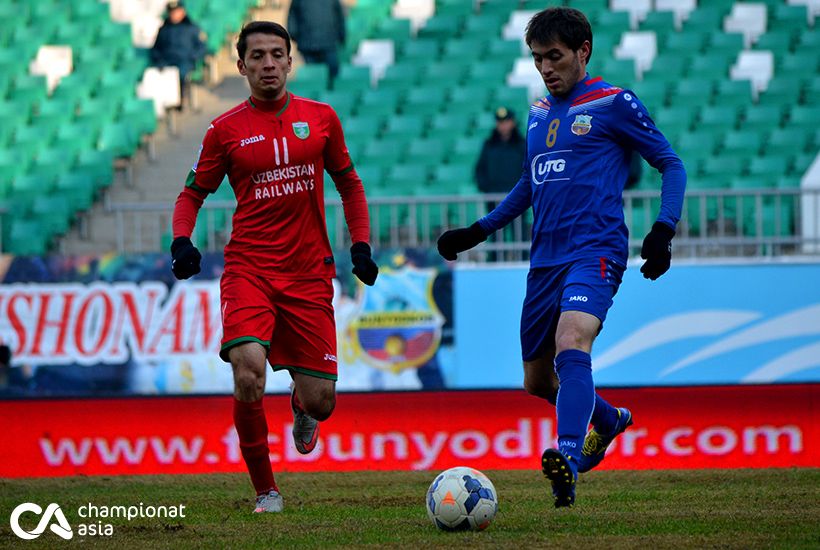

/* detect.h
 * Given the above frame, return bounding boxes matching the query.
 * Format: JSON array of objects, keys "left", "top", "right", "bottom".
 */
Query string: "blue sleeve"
[
  {"left": 612, "top": 90, "right": 686, "bottom": 231},
  {"left": 477, "top": 167, "right": 532, "bottom": 234}
]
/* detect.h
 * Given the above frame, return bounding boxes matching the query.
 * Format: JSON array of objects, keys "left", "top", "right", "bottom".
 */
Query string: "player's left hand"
[
  {"left": 640, "top": 222, "right": 675, "bottom": 280},
  {"left": 350, "top": 242, "right": 378, "bottom": 286}
]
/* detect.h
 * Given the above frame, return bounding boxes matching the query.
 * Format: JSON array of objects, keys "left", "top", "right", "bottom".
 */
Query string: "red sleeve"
[
  {"left": 172, "top": 186, "right": 207, "bottom": 238},
  {"left": 325, "top": 108, "right": 370, "bottom": 244},
  {"left": 172, "top": 123, "right": 228, "bottom": 239},
  {"left": 333, "top": 169, "right": 370, "bottom": 244}
]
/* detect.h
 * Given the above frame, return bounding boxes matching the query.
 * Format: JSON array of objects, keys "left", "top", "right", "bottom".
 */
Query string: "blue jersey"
[{"left": 478, "top": 74, "right": 686, "bottom": 267}]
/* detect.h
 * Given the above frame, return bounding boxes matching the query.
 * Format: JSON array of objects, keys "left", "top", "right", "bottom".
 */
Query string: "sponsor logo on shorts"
[
  {"left": 568, "top": 295, "right": 588, "bottom": 303},
  {"left": 324, "top": 354, "right": 337, "bottom": 363}
]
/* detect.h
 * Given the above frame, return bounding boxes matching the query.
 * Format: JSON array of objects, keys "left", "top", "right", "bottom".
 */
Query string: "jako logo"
[
  {"left": 568, "top": 295, "right": 588, "bottom": 302},
  {"left": 10, "top": 503, "right": 73, "bottom": 540}
]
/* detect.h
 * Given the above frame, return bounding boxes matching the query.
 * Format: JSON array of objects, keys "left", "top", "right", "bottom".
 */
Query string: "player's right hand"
[
  {"left": 437, "top": 222, "right": 487, "bottom": 261},
  {"left": 171, "top": 236, "right": 202, "bottom": 280}
]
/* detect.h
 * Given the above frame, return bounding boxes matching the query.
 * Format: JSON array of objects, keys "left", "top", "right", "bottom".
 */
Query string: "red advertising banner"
[{"left": 0, "top": 385, "right": 816, "bottom": 478}]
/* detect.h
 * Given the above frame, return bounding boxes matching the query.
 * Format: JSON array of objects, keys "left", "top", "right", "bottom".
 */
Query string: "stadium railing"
[{"left": 105, "top": 188, "right": 820, "bottom": 261}]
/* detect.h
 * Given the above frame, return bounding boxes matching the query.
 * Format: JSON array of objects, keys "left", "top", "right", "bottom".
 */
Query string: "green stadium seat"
[
  {"left": 487, "top": 39, "right": 523, "bottom": 59},
  {"left": 362, "top": 139, "right": 406, "bottom": 168},
  {"left": 662, "top": 30, "right": 710, "bottom": 54},
  {"left": 98, "top": 123, "right": 140, "bottom": 157},
  {"left": 713, "top": 80, "right": 754, "bottom": 108},
  {"left": 355, "top": 165, "right": 385, "bottom": 189},
  {"left": 747, "top": 156, "right": 789, "bottom": 180},
  {"left": 688, "top": 54, "right": 733, "bottom": 78},
  {"left": 428, "top": 112, "right": 475, "bottom": 138},
  {"left": 721, "top": 131, "right": 762, "bottom": 156},
  {"left": 403, "top": 87, "right": 448, "bottom": 117},
  {"left": 684, "top": 7, "right": 725, "bottom": 31},
  {"left": 7, "top": 219, "right": 50, "bottom": 256},
  {"left": 432, "top": 163, "right": 474, "bottom": 189},
  {"left": 786, "top": 105, "right": 820, "bottom": 132},
  {"left": 406, "top": 137, "right": 450, "bottom": 167},
  {"left": 699, "top": 105, "right": 742, "bottom": 133},
  {"left": 378, "top": 63, "right": 421, "bottom": 90},
  {"left": 442, "top": 38, "right": 488, "bottom": 58},
  {"left": 631, "top": 79, "right": 669, "bottom": 109},
  {"left": 450, "top": 136, "right": 484, "bottom": 166},
  {"left": 449, "top": 85, "right": 494, "bottom": 108},
  {"left": 491, "top": 87, "right": 531, "bottom": 112},
  {"left": 654, "top": 106, "right": 698, "bottom": 135},
  {"left": 31, "top": 195, "right": 73, "bottom": 234},
  {"left": 639, "top": 11, "right": 676, "bottom": 44},
  {"left": 466, "top": 61, "right": 513, "bottom": 84},
  {"left": 754, "top": 30, "right": 795, "bottom": 53},
  {"left": 701, "top": 155, "right": 746, "bottom": 178},
  {"left": 758, "top": 78, "right": 803, "bottom": 109},
  {"left": 121, "top": 98, "right": 158, "bottom": 136},
  {"left": 707, "top": 32, "right": 745, "bottom": 56},
  {"left": 77, "top": 149, "right": 114, "bottom": 187},
  {"left": 370, "top": 18, "right": 411, "bottom": 45},
  {"left": 386, "top": 163, "right": 431, "bottom": 194},
  {"left": 383, "top": 115, "right": 427, "bottom": 141},
  {"left": 596, "top": 10, "right": 631, "bottom": 35},
  {"left": 399, "top": 39, "right": 441, "bottom": 60},
  {"left": 358, "top": 88, "right": 400, "bottom": 118},
  {"left": 422, "top": 61, "right": 469, "bottom": 87},
  {"left": 55, "top": 172, "right": 96, "bottom": 212},
  {"left": 344, "top": 114, "right": 385, "bottom": 142},
  {"left": 418, "top": 15, "right": 464, "bottom": 40},
  {"left": 792, "top": 154, "right": 814, "bottom": 175},
  {"left": 646, "top": 53, "right": 688, "bottom": 78},
  {"left": 461, "top": 15, "right": 503, "bottom": 37}
]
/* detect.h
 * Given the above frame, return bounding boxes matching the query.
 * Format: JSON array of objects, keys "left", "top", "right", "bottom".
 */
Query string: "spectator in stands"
[
  {"left": 475, "top": 107, "right": 527, "bottom": 197},
  {"left": 287, "top": 0, "right": 346, "bottom": 84},
  {"left": 475, "top": 107, "right": 527, "bottom": 260},
  {"left": 149, "top": 0, "right": 207, "bottom": 109}
]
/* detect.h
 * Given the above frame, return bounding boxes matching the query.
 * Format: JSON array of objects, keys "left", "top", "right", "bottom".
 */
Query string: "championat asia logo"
[
  {"left": 9, "top": 501, "right": 188, "bottom": 539},
  {"left": 10, "top": 503, "right": 73, "bottom": 540}
]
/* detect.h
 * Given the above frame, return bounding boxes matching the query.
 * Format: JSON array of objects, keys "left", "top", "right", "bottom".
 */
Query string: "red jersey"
[{"left": 172, "top": 92, "right": 370, "bottom": 279}]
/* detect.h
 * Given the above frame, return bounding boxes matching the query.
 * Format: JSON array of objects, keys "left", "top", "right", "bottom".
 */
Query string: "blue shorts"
[{"left": 520, "top": 256, "right": 625, "bottom": 362}]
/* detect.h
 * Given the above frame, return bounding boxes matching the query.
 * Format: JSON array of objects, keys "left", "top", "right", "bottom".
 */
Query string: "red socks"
[{"left": 233, "top": 397, "right": 277, "bottom": 495}]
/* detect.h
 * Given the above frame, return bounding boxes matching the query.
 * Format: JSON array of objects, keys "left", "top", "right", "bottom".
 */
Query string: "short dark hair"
[
  {"left": 236, "top": 21, "right": 291, "bottom": 60},
  {"left": 525, "top": 7, "right": 593, "bottom": 63}
]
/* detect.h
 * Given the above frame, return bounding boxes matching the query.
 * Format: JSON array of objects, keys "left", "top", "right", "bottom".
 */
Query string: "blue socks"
[
  {"left": 591, "top": 391, "right": 619, "bottom": 435},
  {"left": 554, "top": 349, "right": 596, "bottom": 470}
]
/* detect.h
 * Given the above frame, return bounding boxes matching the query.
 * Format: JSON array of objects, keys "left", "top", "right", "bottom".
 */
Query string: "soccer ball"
[{"left": 426, "top": 466, "right": 498, "bottom": 531}]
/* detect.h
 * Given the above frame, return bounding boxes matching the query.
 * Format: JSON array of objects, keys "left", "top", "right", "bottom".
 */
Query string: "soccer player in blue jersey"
[{"left": 437, "top": 7, "right": 686, "bottom": 508}]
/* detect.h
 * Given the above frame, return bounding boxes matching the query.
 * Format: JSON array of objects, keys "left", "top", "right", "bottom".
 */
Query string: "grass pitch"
[{"left": 1, "top": 469, "right": 818, "bottom": 549}]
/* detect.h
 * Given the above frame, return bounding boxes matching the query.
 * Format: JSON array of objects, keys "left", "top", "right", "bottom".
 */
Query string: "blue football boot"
[
  {"left": 578, "top": 407, "right": 633, "bottom": 474},
  {"left": 541, "top": 448, "right": 577, "bottom": 508}
]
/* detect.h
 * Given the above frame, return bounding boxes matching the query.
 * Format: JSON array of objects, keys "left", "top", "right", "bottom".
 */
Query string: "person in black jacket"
[
  {"left": 475, "top": 107, "right": 527, "bottom": 260},
  {"left": 150, "top": 0, "right": 207, "bottom": 108},
  {"left": 287, "top": 0, "right": 346, "bottom": 83}
]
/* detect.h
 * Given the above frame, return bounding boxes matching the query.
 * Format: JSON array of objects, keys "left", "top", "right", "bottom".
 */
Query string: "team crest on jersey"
[
  {"left": 292, "top": 122, "right": 309, "bottom": 139},
  {"left": 571, "top": 114, "right": 593, "bottom": 136}
]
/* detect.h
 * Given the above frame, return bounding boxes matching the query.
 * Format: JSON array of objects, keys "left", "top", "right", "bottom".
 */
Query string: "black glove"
[
  {"left": 171, "top": 236, "right": 202, "bottom": 280},
  {"left": 437, "top": 222, "right": 487, "bottom": 261},
  {"left": 640, "top": 222, "right": 675, "bottom": 280},
  {"left": 350, "top": 242, "right": 378, "bottom": 286}
]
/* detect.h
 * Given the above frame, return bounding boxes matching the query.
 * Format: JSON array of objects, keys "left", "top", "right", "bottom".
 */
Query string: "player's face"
[
  {"left": 530, "top": 39, "right": 590, "bottom": 97},
  {"left": 238, "top": 33, "right": 292, "bottom": 100}
]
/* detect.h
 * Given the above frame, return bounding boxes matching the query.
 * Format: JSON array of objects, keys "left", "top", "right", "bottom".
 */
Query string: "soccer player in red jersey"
[{"left": 170, "top": 21, "right": 378, "bottom": 513}]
